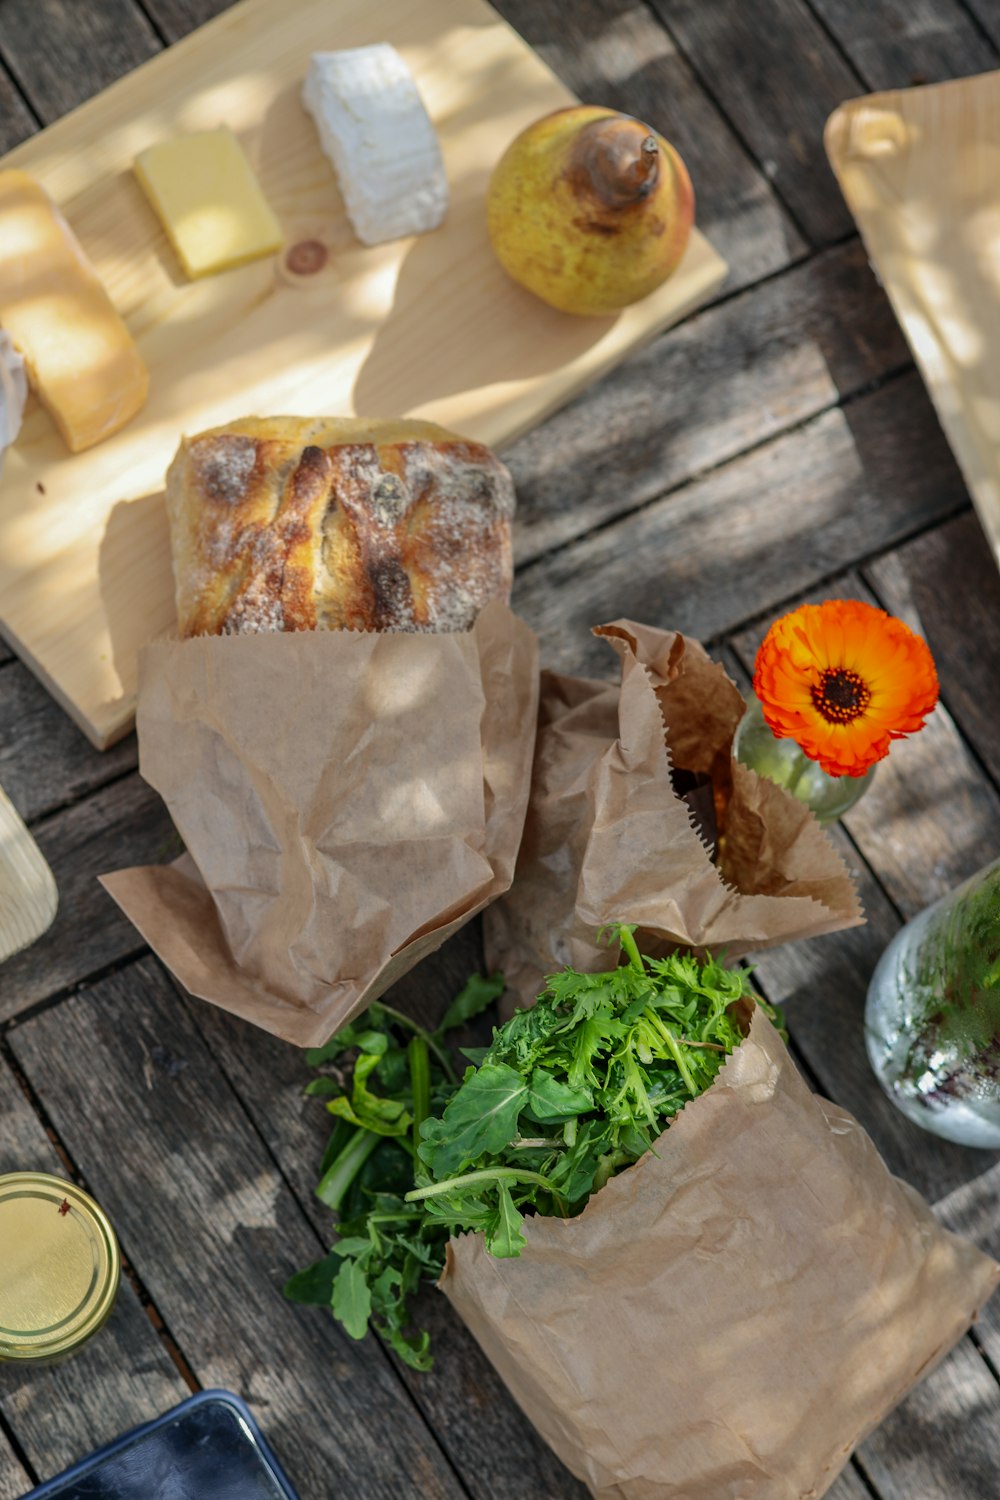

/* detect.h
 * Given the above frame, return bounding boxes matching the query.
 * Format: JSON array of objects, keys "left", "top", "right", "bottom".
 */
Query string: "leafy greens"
[{"left": 286, "top": 926, "right": 765, "bottom": 1368}]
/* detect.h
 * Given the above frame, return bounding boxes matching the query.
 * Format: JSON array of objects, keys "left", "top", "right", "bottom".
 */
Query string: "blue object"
[{"left": 25, "top": 1390, "right": 300, "bottom": 1499}]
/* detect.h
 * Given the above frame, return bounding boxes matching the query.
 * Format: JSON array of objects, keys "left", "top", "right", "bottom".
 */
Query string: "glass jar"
[
  {"left": 0, "top": 1172, "right": 120, "bottom": 1362},
  {"left": 865, "top": 857, "right": 1000, "bottom": 1148},
  {"left": 732, "top": 692, "right": 875, "bottom": 826}
]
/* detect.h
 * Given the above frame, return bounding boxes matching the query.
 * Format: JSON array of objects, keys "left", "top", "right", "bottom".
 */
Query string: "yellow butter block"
[
  {"left": 0, "top": 170, "right": 149, "bottom": 453},
  {"left": 134, "top": 127, "right": 283, "bottom": 279}
]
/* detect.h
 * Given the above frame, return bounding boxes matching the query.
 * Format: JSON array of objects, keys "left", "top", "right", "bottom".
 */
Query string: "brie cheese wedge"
[{"left": 303, "top": 44, "right": 448, "bottom": 246}]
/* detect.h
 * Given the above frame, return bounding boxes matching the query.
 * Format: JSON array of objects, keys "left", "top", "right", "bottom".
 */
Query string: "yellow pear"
[{"left": 486, "top": 105, "right": 695, "bottom": 316}]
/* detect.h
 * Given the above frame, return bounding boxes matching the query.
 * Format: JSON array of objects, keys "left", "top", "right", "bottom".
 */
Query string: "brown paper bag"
[
  {"left": 102, "top": 602, "right": 538, "bottom": 1047},
  {"left": 443, "top": 1007, "right": 1000, "bottom": 1500},
  {"left": 485, "top": 620, "right": 863, "bottom": 1006}
]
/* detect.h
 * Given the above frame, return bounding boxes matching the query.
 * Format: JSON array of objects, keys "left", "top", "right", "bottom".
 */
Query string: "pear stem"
[{"left": 572, "top": 118, "right": 661, "bottom": 209}]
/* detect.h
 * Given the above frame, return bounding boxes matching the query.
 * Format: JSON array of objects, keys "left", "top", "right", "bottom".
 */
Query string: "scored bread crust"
[{"left": 165, "top": 415, "right": 516, "bottom": 637}]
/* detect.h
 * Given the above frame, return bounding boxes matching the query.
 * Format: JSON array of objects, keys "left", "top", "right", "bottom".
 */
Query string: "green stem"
[
  {"left": 645, "top": 1009, "right": 699, "bottom": 1096},
  {"left": 405, "top": 1166, "right": 566, "bottom": 1212},
  {"left": 618, "top": 925, "right": 645, "bottom": 973},
  {"left": 408, "top": 1037, "right": 431, "bottom": 1167},
  {"left": 315, "top": 1127, "right": 381, "bottom": 1212},
  {"left": 378, "top": 1002, "right": 457, "bottom": 1084}
]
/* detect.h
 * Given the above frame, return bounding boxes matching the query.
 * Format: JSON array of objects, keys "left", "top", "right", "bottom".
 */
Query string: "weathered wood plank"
[
  {"left": 0, "top": 60, "right": 36, "bottom": 153},
  {"left": 508, "top": 239, "right": 910, "bottom": 566},
  {"left": 646, "top": 0, "right": 862, "bottom": 245},
  {"left": 0, "top": 1427, "right": 31, "bottom": 1500},
  {"left": 0, "top": 661, "right": 137, "bottom": 826},
  {"left": 9, "top": 958, "right": 469, "bottom": 1500},
  {"left": 493, "top": 0, "right": 804, "bottom": 289},
  {"left": 0, "top": 0, "right": 159, "bottom": 121},
  {"left": 865, "top": 513, "right": 1000, "bottom": 788},
  {"left": 728, "top": 573, "right": 1000, "bottom": 922},
  {"left": 186, "top": 927, "right": 588, "bottom": 1500},
  {"left": 0, "top": 1052, "right": 188, "bottom": 1478},
  {"left": 0, "top": 774, "right": 176, "bottom": 1020},
  {"left": 132, "top": 0, "right": 232, "bottom": 42},
  {"left": 855, "top": 1338, "right": 1000, "bottom": 1500},
  {"left": 935, "top": 1162, "right": 1000, "bottom": 1373},
  {"left": 513, "top": 371, "right": 968, "bottom": 678},
  {"left": 962, "top": 0, "right": 1000, "bottom": 52},
  {"left": 807, "top": 0, "right": 997, "bottom": 86},
  {"left": 826, "top": 1466, "right": 880, "bottom": 1500}
]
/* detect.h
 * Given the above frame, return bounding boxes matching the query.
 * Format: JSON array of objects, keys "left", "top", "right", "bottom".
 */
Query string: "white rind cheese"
[
  {"left": 302, "top": 44, "right": 448, "bottom": 246},
  {"left": 0, "top": 331, "right": 27, "bottom": 474}
]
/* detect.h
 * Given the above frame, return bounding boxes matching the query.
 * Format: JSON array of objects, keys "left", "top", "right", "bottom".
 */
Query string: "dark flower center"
[{"left": 811, "top": 667, "right": 871, "bottom": 725}]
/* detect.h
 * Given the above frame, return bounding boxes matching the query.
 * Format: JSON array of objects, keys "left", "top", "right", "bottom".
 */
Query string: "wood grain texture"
[
  {"left": 512, "top": 371, "right": 968, "bottom": 677},
  {"left": 0, "top": 0, "right": 160, "bottom": 120},
  {"left": 807, "top": 0, "right": 998, "bottom": 86},
  {"left": 647, "top": 0, "right": 862, "bottom": 245},
  {"left": 865, "top": 512, "right": 1000, "bottom": 786},
  {"left": 507, "top": 238, "right": 910, "bottom": 565},
  {"left": 494, "top": 0, "right": 804, "bottom": 287},
  {"left": 0, "top": 62, "right": 36, "bottom": 154},
  {"left": 137, "top": 0, "right": 233, "bottom": 42},
  {"left": 9, "top": 957, "right": 468, "bottom": 1500},
  {"left": 729, "top": 573, "right": 1000, "bottom": 922},
  {"left": 963, "top": 0, "right": 1000, "bottom": 50},
  {"left": 936, "top": 1160, "right": 1000, "bottom": 1370},
  {"left": 0, "top": 661, "right": 136, "bottom": 825},
  {"left": 0, "top": 1426, "right": 31, "bottom": 1500},
  {"left": 0, "top": 784, "right": 57, "bottom": 962},
  {"left": 0, "top": 1053, "right": 188, "bottom": 1478},
  {"left": 827, "top": 71, "right": 1000, "bottom": 577},
  {"left": 0, "top": 774, "right": 176, "bottom": 1019},
  {"left": 186, "top": 930, "right": 588, "bottom": 1500},
  {"left": 0, "top": 0, "right": 724, "bottom": 750},
  {"left": 855, "top": 1338, "right": 1000, "bottom": 1500}
]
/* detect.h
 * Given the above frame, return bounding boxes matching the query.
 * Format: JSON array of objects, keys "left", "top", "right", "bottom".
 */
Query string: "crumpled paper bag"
[
  {"left": 101, "top": 601, "right": 538, "bottom": 1047},
  {"left": 485, "top": 620, "right": 863, "bottom": 1006},
  {"left": 443, "top": 1006, "right": 1000, "bottom": 1500}
]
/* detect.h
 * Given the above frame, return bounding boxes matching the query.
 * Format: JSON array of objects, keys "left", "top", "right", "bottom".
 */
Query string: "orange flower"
[{"left": 753, "top": 599, "right": 939, "bottom": 778}]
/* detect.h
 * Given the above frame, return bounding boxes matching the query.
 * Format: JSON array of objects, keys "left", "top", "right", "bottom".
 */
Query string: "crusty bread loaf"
[{"left": 165, "top": 416, "right": 515, "bottom": 637}]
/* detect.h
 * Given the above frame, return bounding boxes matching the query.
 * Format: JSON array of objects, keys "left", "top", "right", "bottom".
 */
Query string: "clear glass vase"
[
  {"left": 732, "top": 692, "right": 875, "bottom": 826},
  {"left": 865, "top": 857, "right": 1000, "bottom": 1148}
]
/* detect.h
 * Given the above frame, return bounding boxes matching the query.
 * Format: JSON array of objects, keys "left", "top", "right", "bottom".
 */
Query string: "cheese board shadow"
[{"left": 0, "top": 0, "right": 728, "bottom": 750}]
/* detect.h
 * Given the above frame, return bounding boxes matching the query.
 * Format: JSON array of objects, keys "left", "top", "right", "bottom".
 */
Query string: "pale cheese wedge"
[
  {"left": 133, "top": 127, "right": 283, "bottom": 279},
  {"left": 0, "top": 169, "right": 148, "bottom": 453}
]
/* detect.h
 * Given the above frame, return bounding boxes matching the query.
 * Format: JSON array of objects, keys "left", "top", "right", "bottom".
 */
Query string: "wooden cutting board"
[
  {"left": 0, "top": 0, "right": 726, "bottom": 751},
  {"left": 827, "top": 72, "right": 1000, "bottom": 576}
]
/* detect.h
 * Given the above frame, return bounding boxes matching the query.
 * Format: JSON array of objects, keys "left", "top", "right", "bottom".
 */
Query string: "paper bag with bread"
[{"left": 103, "top": 416, "right": 538, "bottom": 1047}]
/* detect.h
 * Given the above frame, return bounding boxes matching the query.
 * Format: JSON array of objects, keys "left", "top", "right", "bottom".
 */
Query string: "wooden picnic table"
[{"left": 2, "top": 0, "right": 1000, "bottom": 1495}]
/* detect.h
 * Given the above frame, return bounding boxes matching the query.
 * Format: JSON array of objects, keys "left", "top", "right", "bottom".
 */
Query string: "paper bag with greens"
[
  {"left": 288, "top": 932, "right": 998, "bottom": 1498},
  {"left": 484, "top": 619, "right": 864, "bottom": 1008}
]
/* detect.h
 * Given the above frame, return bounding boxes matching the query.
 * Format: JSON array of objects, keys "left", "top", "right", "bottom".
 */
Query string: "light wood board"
[
  {"left": 0, "top": 784, "right": 57, "bottom": 963},
  {"left": 827, "top": 72, "right": 1000, "bottom": 577},
  {"left": 0, "top": 0, "right": 726, "bottom": 750}
]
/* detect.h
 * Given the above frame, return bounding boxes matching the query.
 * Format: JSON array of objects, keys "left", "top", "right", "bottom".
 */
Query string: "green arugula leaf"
[
  {"left": 332, "top": 1258, "right": 373, "bottom": 1340},
  {"left": 486, "top": 1179, "right": 527, "bottom": 1258},
  {"left": 437, "top": 973, "right": 505, "bottom": 1034},
  {"left": 418, "top": 1063, "right": 528, "bottom": 1177},
  {"left": 282, "top": 1252, "right": 341, "bottom": 1305},
  {"left": 526, "top": 1067, "right": 593, "bottom": 1122}
]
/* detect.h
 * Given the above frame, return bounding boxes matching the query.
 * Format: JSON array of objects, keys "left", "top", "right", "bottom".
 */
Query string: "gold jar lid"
[{"left": 0, "top": 1172, "right": 120, "bottom": 1361}]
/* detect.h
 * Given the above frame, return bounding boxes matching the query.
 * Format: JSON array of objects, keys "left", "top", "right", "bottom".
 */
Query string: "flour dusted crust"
[{"left": 165, "top": 416, "right": 516, "bottom": 637}]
